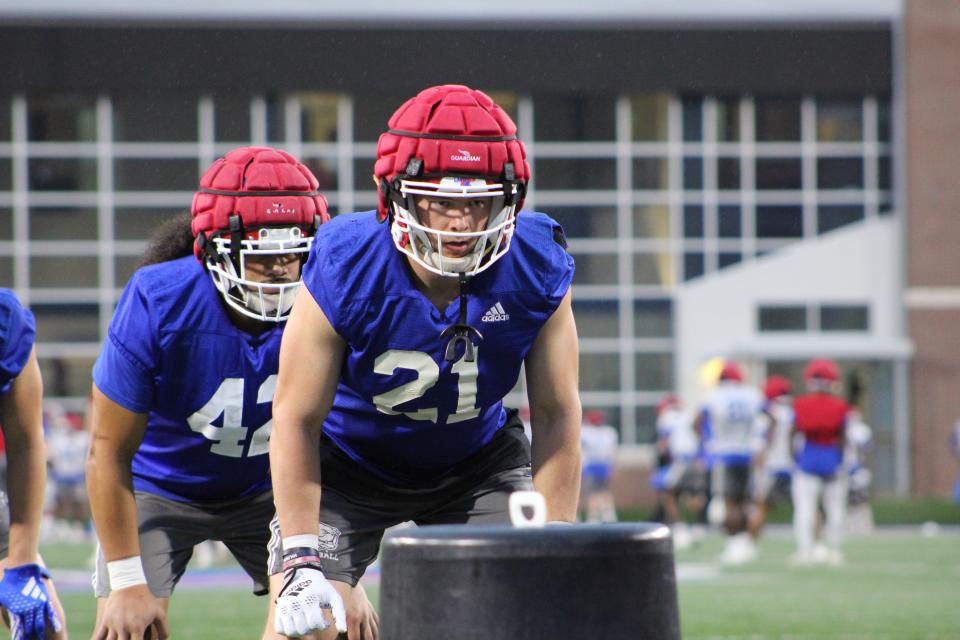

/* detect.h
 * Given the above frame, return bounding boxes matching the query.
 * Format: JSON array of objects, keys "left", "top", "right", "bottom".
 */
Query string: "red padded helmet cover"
[
  {"left": 763, "top": 375, "right": 794, "bottom": 400},
  {"left": 804, "top": 358, "right": 840, "bottom": 382},
  {"left": 191, "top": 147, "right": 329, "bottom": 260},
  {"left": 719, "top": 361, "right": 745, "bottom": 382},
  {"left": 374, "top": 85, "right": 530, "bottom": 221}
]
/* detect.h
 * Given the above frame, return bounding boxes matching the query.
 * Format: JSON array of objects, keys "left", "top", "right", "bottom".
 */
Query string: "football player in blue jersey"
[
  {"left": 0, "top": 290, "right": 66, "bottom": 639},
  {"left": 86, "top": 147, "right": 376, "bottom": 640},
  {"left": 269, "top": 85, "right": 583, "bottom": 638}
]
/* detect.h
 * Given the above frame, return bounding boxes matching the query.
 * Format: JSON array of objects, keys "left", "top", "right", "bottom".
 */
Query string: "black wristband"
[{"left": 282, "top": 547, "right": 324, "bottom": 572}]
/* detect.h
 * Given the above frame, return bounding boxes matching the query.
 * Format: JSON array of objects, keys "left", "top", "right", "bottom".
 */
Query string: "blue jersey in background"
[
  {"left": 93, "top": 257, "right": 281, "bottom": 502},
  {"left": 0, "top": 289, "right": 36, "bottom": 394},
  {"left": 304, "top": 211, "right": 574, "bottom": 484}
]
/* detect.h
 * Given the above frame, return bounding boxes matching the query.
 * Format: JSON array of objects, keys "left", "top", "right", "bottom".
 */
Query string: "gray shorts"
[
  {"left": 711, "top": 463, "right": 751, "bottom": 501},
  {"left": 268, "top": 423, "right": 533, "bottom": 586},
  {"left": 94, "top": 489, "right": 275, "bottom": 598},
  {"left": 0, "top": 490, "right": 9, "bottom": 559}
]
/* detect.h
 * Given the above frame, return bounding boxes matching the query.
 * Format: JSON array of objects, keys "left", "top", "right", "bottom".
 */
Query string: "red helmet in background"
[
  {"left": 804, "top": 358, "right": 840, "bottom": 383},
  {"left": 719, "top": 360, "right": 745, "bottom": 383},
  {"left": 763, "top": 375, "right": 794, "bottom": 400},
  {"left": 374, "top": 85, "right": 530, "bottom": 277},
  {"left": 655, "top": 395, "right": 681, "bottom": 416},
  {"left": 191, "top": 147, "right": 329, "bottom": 322},
  {"left": 584, "top": 409, "right": 607, "bottom": 426}
]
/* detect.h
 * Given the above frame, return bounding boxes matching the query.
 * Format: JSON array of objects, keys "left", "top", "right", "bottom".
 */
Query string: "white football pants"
[{"left": 791, "top": 469, "right": 848, "bottom": 556}]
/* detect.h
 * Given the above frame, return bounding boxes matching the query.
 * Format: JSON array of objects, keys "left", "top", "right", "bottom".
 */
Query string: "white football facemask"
[
  {"left": 391, "top": 176, "right": 518, "bottom": 278},
  {"left": 204, "top": 226, "right": 312, "bottom": 323}
]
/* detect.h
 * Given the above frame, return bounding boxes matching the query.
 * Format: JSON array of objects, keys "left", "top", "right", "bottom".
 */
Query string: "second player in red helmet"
[
  {"left": 790, "top": 358, "right": 850, "bottom": 566},
  {"left": 270, "top": 85, "right": 581, "bottom": 638}
]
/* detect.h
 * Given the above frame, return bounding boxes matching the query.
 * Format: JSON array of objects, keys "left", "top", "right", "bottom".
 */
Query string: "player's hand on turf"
[
  {"left": 347, "top": 583, "right": 379, "bottom": 640},
  {"left": 0, "top": 563, "right": 62, "bottom": 640},
  {"left": 93, "top": 584, "right": 169, "bottom": 640},
  {"left": 274, "top": 565, "right": 346, "bottom": 637}
]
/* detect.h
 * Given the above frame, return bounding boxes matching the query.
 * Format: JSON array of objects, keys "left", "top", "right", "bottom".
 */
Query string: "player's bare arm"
[
  {"left": 2, "top": 347, "right": 45, "bottom": 566},
  {"left": 0, "top": 345, "right": 68, "bottom": 639},
  {"left": 270, "top": 286, "right": 349, "bottom": 638},
  {"left": 271, "top": 285, "right": 345, "bottom": 540},
  {"left": 525, "top": 287, "right": 582, "bottom": 522},
  {"left": 87, "top": 385, "right": 169, "bottom": 640}
]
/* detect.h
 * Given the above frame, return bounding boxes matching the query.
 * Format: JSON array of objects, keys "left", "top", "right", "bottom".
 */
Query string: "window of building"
[
  {"left": 632, "top": 157, "right": 669, "bottom": 190},
  {"left": 683, "top": 252, "right": 704, "bottom": 281},
  {"left": 634, "top": 352, "right": 673, "bottom": 390},
  {"left": 683, "top": 205, "right": 704, "bottom": 238},
  {"left": 818, "top": 205, "right": 864, "bottom": 234},
  {"left": 298, "top": 93, "right": 340, "bottom": 142},
  {"left": 631, "top": 94, "right": 670, "bottom": 141},
  {"left": 817, "top": 157, "right": 863, "bottom": 189},
  {"left": 114, "top": 207, "right": 183, "bottom": 241},
  {"left": 756, "top": 205, "right": 802, "bottom": 238},
  {"left": 214, "top": 96, "right": 252, "bottom": 142},
  {"left": 0, "top": 158, "right": 11, "bottom": 191},
  {"left": 572, "top": 254, "right": 618, "bottom": 286},
  {"left": 573, "top": 300, "right": 619, "bottom": 338},
  {"left": 715, "top": 97, "right": 740, "bottom": 142},
  {"left": 820, "top": 304, "right": 869, "bottom": 331},
  {"left": 633, "top": 299, "right": 673, "bottom": 338},
  {"left": 32, "top": 303, "right": 100, "bottom": 342},
  {"left": 581, "top": 353, "right": 621, "bottom": 391},
  {"left": 114, "top": 95, "right": 198, "bottom": 142},
  {"left": 29, "top": 158, "right": 97, "bottom": 191},
  {"left": 718, "top": 205, "right": 742, "bottom": 238},
  {"left": 758, "top": 305, "right": 807, "bottom": 331},
  {"left": 633, "top": 205, "right": 671, "bottom": 239},
  {"left": 551, "top": 206, "right": 617, "bottom": 239},
  {"left": 816, "top": 99, "right": 862, "bottom": 142},
  {"left": 0, "top": 208, "right": 12, "bottom": 240},
  {"left": 634, "top": 252, "right": 675, "bottom": 286},
  {"left": 755, "top": 97, "right": 801, "bottom": 141},
  {"left": 534, "top": 158, "right": 616, "bottom": 190},
  {"left": 29, "top": 207, "right": 98, "bottom": 241},
  {"left": 534, "top": 94, "right": 615, "bottom": 141},
  {"left": 114, "top": 158, "right": 197, "bottom": 191},
  {"left": 756, "top": 158, "right": 802, "bottom": 190},
  {"left": 683, "top": 157, "right": 703, "bottom": 190},
  {"left": 718, "top": 157, "right": 740, "bottom": 190},
  {"left": 682, "top": 97, "right": 703, "bottom": 142},
  {"left": 28, "top": 95, "right": 97, "bottom": 142}
]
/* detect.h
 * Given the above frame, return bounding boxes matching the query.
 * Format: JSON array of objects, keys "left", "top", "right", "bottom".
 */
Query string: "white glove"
[{"left": 274, "top": 565, "right": 347, "bottom": 637}]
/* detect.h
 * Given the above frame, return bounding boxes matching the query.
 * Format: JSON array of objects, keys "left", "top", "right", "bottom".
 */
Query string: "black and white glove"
[{"left": 274, "top": 548, "right": 346, "bottom": 638}]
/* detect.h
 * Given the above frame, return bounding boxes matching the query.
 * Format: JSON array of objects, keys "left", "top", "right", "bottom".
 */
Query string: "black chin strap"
[{"left": 439, "top": 273, "right": 483, "bottom": 362}]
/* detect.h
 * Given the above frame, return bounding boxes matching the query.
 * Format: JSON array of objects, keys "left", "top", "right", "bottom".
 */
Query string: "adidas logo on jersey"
[{"left": 481, "top": 302, "right": 510, "bottom": 323}]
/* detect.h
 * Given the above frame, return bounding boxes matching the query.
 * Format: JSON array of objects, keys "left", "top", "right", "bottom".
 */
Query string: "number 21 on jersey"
[{"left": 372, "top": 348, "right": 479, "bottom": 424}]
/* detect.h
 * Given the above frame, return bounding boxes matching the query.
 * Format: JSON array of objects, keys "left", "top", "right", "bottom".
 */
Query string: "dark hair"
[{"left": 138, "top": 211, "right": 196, "bottom": 268}]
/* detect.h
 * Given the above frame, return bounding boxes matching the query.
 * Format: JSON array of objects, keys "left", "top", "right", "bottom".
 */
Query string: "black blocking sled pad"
[{"left": 379, "top": 523, "right": 681, "bottom": 639}]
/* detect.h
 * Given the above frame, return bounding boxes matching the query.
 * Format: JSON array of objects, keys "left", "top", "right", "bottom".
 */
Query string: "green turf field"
[{"left": 45, "top": 528, "right": 960, "bottom": 639}]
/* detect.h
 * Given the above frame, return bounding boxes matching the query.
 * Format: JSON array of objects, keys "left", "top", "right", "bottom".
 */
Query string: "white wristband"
[
  {"left": 282, "top": 534, "right": 320, "bottom": 551},
  {"left": 107, "top": 555, "right": 147, "bottom": 590}
]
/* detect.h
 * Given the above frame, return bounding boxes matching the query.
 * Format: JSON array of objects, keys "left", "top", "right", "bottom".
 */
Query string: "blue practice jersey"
[
  {"left": 304, "top": 211, "right": 574, "bottom": 484},
  {"left": 93, "top": 257, "right": 282, "bottom": 502},
  {"left": 0, "top": 289, "right": 36, "bottom": 395}
]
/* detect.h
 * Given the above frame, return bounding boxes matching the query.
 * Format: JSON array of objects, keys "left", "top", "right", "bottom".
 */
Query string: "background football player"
[
  {"left": 694, "top": 361, "right": 765, "bottom": 565},
  {"left": 86, "top": 147, "right": 375, "bottom": 640},
  {"left": 789, "top": 358, "right": 849, "bottom": 566},
  {"left": 269, "top": 84, "right": 582, "bottom": 638},
  {"left": 0, "top": 289, "right": 67, "bottom": 639},
  {"left": 747, "top": 376, "right": 795, "bottom": 543}
]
